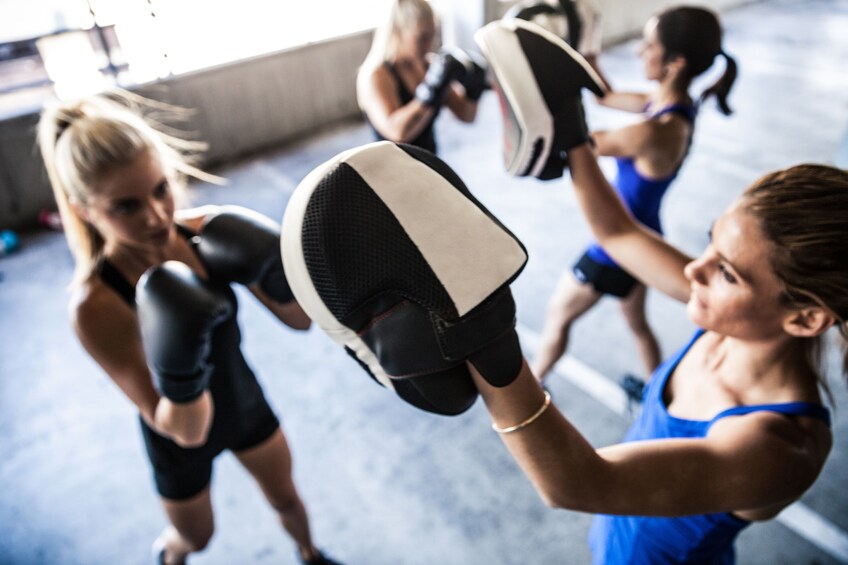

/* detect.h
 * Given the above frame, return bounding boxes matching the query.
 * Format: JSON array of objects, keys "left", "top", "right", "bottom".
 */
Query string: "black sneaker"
[
  {"left": 620, "top": 373, "right": 646, "bottom": 404},
  {"left": 298, "top": 549, "right": 342, "bottom": 565}
]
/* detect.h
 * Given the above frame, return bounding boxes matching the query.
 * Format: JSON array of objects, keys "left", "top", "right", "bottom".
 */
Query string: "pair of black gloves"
[
  {"left": 137, "top": 210, "right": 292, "bottom": 404},
  {"left": 414, "top": 49, "right": 488, "bottom": 110}
]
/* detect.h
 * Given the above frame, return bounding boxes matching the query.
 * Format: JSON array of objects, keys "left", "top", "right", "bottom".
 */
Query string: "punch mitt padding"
[
  {"left": 281, "top": 141, "right": 528, "bottom": 415},
  {"left": 474, "top": 18, "right": 606, "bottom": 180},
  {"left": 504, "top": 0, "right": 583, "bottom": 48}
]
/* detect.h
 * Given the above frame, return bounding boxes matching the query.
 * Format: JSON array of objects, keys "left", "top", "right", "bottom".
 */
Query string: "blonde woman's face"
[
  {"left": 81, "top": 149, "right": 176, "bottom": 251},
  {"left": 400, "top": 16, "right": 436, "bottom": 60}
]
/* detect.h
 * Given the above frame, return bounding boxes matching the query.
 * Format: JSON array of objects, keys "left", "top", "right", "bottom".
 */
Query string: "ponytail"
[
  {"left": 655, "top": 7, "right": 737, "bottom": 116},
  {"left": 38, "top": 99, "right": 106, "bottom": 285},
  {"left": 840, "top": 321, "right": 848, "bottom": 391},
  {"left": 700, "top": 51, "right": 738, "bottom": 116}
]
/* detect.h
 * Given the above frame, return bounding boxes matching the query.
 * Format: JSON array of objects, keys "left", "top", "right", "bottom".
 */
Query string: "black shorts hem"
[
  {"left": 572, "top": 251, "right": 638, "bottom": 298},
  {"left": 140, "top": 407, "right": 280, "bottom": 501}
]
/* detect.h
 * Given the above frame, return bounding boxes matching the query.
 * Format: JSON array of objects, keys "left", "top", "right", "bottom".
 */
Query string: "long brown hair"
[
  {"left": 743, "top": 164, "right": 848, "bottom": 391},
  {"left": 655, "top": 6, "right": 738, "bottom": 115}
]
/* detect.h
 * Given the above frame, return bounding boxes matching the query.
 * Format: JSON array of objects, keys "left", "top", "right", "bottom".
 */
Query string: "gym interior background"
[
  {"left": 1, "top": 0, "right": 751, "bottom": 230},
  {"left": 2, "top": 0, "right": 848, "bottom": 563}
]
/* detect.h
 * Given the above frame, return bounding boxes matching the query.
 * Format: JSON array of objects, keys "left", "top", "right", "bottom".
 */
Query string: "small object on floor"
[
  {"left": 151, "top": 540, "right": 166, "bottom": 565},
  {"left": 620, "top": 373, "right": 646, "bottom": 413},
  {"left": 0, "top": 230, "right": 19, "bottom": 256},
  {"left": 298, "top": 549, "right": 343, "bottom": 565},
  {"left": 38, "top": 208, "right": 63, "bottom": 231}
]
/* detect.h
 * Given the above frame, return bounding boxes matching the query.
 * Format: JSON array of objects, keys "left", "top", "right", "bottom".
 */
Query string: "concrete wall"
[
  {"left": 483, "top": 0, "right": 756, "bottom": 45},
  {"left": 0, "top": 30, "right": 372, "bottom": 231},
  {"left": 0, "top": 1, "right": 757, "bottom": 230}
]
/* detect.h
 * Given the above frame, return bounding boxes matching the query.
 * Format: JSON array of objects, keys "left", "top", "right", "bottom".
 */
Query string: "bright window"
[{"left": 0, "top": 0, "right": 392, "bottom": 111}]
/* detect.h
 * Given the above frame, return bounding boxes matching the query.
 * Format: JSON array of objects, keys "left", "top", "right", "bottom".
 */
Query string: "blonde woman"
[
  {"left": 356, "top": 0, "right": 486, "bottom": 154},
  {"left": 38, "top": 92, "right": 339, "bottom": 565}
]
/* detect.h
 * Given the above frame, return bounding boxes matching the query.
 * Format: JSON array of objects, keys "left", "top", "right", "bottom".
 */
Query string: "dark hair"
[
  {"left": 743, "top": 164, "right": 848, "bottom": 388},
  {"left": 655, "top": 6, "right": 737, "bottom": 115}
]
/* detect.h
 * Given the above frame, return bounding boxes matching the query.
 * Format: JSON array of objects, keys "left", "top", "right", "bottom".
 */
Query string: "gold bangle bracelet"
[{"left": 491, "top": 391, "right": 552, "bottom": 434}]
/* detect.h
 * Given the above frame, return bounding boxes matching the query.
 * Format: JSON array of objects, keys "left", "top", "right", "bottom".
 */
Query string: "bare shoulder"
[
  {"left": 174, "top": 205, "right": 220, "bottom": 232},
  {"left": 710, "top": 408, "right": 832, "bottom": 488},
  {"left": 71, "top": 275, "right": 160, "bottom": 413},
  {"left": 650, "top": 110, "right": 693, "bottom": 141},
  {"left": 71, "top": 278, "right": 139, "bottom": 355},
  {"left": 370, "top": 63, "right": 399, "bottom": 93}
]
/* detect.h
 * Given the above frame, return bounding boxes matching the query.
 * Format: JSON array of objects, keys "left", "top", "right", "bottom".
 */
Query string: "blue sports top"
[
  {"left": 586, "top": 103, "right": 697, "bottom": 267},
  {"left": 588, "top": 329, "right": 831, "bottom": 565}
]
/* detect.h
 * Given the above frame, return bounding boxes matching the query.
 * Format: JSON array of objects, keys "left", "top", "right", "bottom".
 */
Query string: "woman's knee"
[
  {"left": 182, "top": 526, "right": 214, "bottom": 552},
  {"left": 625, "top": 316, "right": 653, "bottom": 336},
  {"left": 267, "top": 486, "right": 303, "bottom": 515}
]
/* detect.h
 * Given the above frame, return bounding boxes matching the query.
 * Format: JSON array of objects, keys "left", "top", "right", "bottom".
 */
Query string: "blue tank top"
[
  {"left": 588, "top": 329, "right": 831, "bottom": 564},
  {"left": 367, "top": 62, "right": 438, "bottom": 154},
  {"left": 586, "top": 103, "right": 697, "bottom": 267}
]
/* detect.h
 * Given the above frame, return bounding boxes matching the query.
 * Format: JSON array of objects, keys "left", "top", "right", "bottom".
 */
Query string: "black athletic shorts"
[
  {"left": 139, "top": 397, "right": 279, "bottom": 501},
  {"left": 573, "top": 251, "right": 638, "bottom": 298}
]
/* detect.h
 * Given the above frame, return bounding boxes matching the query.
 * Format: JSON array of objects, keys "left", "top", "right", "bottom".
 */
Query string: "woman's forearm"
[
  {"left": 153, "top": 391, "right": 214, "bottom": 447},
  {"left": 380, "top": 100, "right": 437, "bottom": 143},
  {"left": 568, "top": 144, "right": 635, "bottom": 243},
  {"left": 470, "top": 361, "right": 608, "bottom": 510}
]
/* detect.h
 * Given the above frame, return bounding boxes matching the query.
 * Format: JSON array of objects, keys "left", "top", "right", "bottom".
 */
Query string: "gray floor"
[{"left": 2, "top": 1, "right": 848, "bottom": 563}]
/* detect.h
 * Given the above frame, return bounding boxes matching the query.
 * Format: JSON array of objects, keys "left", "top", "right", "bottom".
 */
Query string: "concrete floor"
[{"left": 2, "top": 1, "right": 848, "bottom": 563}]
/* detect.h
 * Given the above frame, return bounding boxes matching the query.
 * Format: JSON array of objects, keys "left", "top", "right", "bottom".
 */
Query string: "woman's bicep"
[
  {"left": 360, "top": 70, "right": 433, "bottom": 143},
  {"left": 567, "top": 146, "right": 691, "bottom": 302},
  {"left": 593, "top": 121, "right": 653, "bottom": 158},
  {"left": 249, "top": 285, "right": 312, "bottom": 330},
  {"left": 73, "top": 293, "right": 160, "bottom": 419},
  {"left": 597, "top": 91, "right": 649, "bottom": 113},
  {"left": 595, "top": 416, "right": 826, "bottom": 516},
  {"left": 359, "top": 69, "right": 402, "bottom": 129}
]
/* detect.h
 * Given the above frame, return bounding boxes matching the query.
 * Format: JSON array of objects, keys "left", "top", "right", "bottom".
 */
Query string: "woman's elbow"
[
  {"left": 285, "top": 317, "right": 312, "bottom": 331},
  {"left": 279, "top": 302, "right": 312, "bottom": 330},
  {"left": 172, "top": 429, "right": 210, "bottom": 449},
  {"left": 372, "top": 124, "right": 410, "bottom": 144},
  {"left": 537, "top": 486, "right": 574, "bottom": 510},
  {"left": 539, "top": 490, "right": 563, "bottom": 509},
  {"left": 456, "top": 103, "right": 477, "bottom": 123},
  {"left": 533, "top": 477, "right": 599, "bottom": 511}
]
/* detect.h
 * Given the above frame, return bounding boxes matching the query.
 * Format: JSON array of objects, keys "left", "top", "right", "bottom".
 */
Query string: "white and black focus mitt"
[
  {"left": 475, "top": 18, "right": 606, "bottom": 180},
  {"left": 281, "top": 141, "right": 528, "bottom": 415}
]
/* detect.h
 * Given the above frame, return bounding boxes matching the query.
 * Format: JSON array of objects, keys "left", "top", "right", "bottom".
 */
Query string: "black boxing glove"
[
  {"left": 415, "top": 51, "right": 466, "bottom": 110},
  {"left": 540, "top": 94, "right": 591, "bottom": 178},
  {"left": 137, "top": 261, "right": 233, "bottom": 403},
  {"left": 453, "top": 49, "right": 488, "bottom": 101},
  {"left": 197, "top": 207, "right": 294, "bottom": 304}
]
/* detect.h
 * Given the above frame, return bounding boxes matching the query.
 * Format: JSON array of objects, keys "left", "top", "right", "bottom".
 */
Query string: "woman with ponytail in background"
[{"left": 533, "top": 6, "right": 738, "bottom": 389}]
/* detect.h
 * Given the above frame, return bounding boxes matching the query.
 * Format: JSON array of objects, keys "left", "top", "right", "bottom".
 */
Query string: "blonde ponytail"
[{"left": 37, "top": 90, "right": 222, "bottom": 286}]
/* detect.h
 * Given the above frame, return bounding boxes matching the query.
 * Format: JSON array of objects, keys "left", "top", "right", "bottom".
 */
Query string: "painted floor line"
[{"left": 516, "top": 323, "right": 848, "bottom": 563}]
